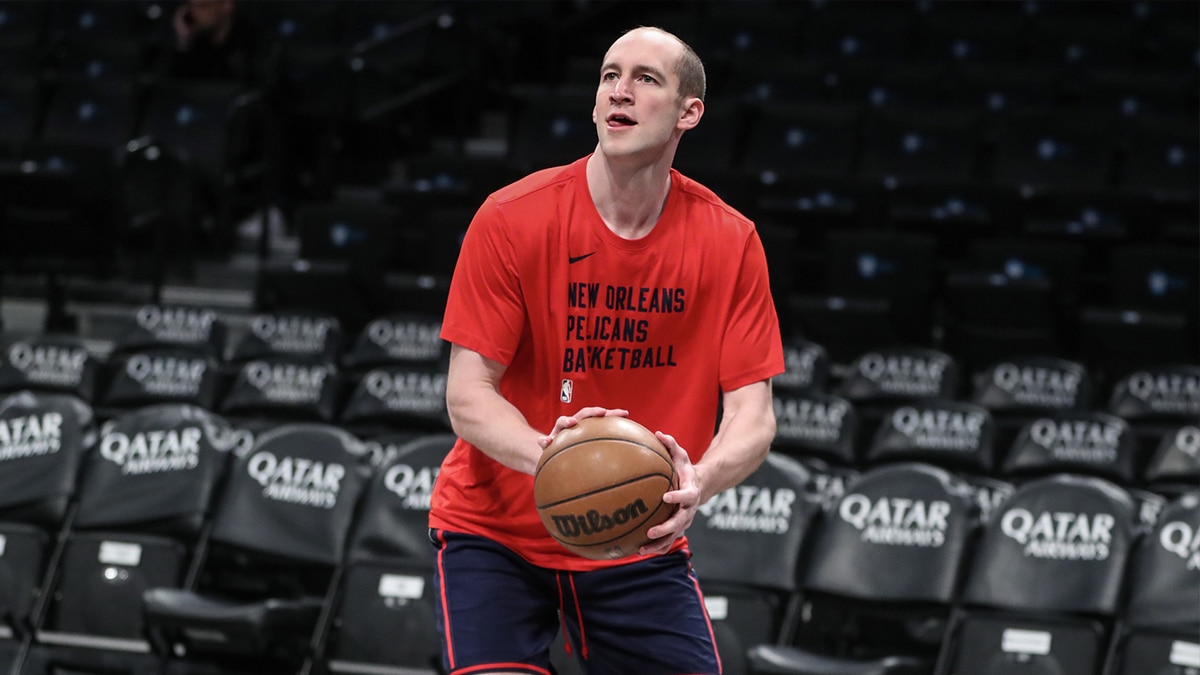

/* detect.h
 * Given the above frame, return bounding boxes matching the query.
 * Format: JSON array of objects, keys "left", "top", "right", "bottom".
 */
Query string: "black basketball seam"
[
  {"left": 536, "top": 472, "right": 673, "bottom": 509},
  {"left": 537, "top": 436, "right": 673, "bottom": 478}
]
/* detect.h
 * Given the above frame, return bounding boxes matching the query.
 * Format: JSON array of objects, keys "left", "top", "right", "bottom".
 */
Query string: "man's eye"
[
  {"left": 639, "top": 74, "right": 657, "bottom": 84},
  {"left": 602, "top": 72, "right": 618, "bottom": 81}
]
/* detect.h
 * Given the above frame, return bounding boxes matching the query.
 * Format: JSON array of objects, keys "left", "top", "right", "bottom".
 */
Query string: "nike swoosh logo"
[{"left": 569, "top": 252, "right": 596, "bottom": 264}]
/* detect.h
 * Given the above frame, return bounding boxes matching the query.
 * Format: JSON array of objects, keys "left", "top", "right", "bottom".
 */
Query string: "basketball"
[{"left": 534, "top": 416, "right": 678, "bottom": 560}]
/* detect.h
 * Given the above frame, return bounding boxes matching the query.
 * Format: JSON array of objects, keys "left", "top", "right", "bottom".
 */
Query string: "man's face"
[{"left": 592, "top": 28, "right": 698, "bottom": 162}]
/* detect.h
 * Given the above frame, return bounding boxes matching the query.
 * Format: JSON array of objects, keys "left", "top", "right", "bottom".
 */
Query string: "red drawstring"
[
  {"left": 567, "top": 572, "right": 589, "bottom": 660},
  {"left": 555, "top": 572, "right": 573, "bottom": 657}
]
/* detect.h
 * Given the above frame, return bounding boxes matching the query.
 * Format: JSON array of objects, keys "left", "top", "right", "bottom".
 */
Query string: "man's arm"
[
  {"left": 693, "top": 378, "right": 777, "bottom": 504},
  {"left": 444, "top": 343, "right": 627, "bottom": 476},
  {"left": 641, "top": 378, "right": 776, "bottom": 554},
  {"left": 444, "top": 343, "right": 544, "bottom": 475}
]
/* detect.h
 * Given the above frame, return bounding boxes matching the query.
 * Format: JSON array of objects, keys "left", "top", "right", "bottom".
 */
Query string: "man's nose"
[{"left": 610, "top": 77, "right": 632, "bottom": 101}]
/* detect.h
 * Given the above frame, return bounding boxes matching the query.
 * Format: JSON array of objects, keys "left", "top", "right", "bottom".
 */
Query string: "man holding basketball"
[{"left": 431, "top": 25, "right": 783, "bottom": 675}]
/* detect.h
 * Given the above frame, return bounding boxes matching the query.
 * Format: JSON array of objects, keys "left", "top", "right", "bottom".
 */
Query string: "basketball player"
[{"left": 430, "top": 25, "right": 784, "bottom": 675}]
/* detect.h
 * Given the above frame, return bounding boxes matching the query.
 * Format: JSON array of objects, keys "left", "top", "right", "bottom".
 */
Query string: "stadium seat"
[
  {"left": 226, "top": 310, "right": 344, "bottom": 365},
  {"left": 1002, "top": 410, "right": 1140, "bottom": 487},
  {"left": 141, "top": 423, "right": 372, "bottom": 673},
  {"left": 1140, "top": 425, "right": 1200, "bottom": 499},
  {"left": 771, "top": 388, "right": 862, "bottom": 509},
  {"left": 0, "top": 391, "right": 94, "bottom": 651},
  {"left": 25, "top": 404, "right": 235, "bottom": 674},
  {"left": 748, "top": 462, "right": 981, "bottom": 675},
  {"left": 256, "top": 259, "right": 380, "bottom": 337},
  {"left": 967, "top": 355, "right": 1094, "bottom": 455},
  {"left": 988, "top": 109, "right": 1118, "bottom": 193},
  {"left": 505, "top": 90, "right": 596, "bottom": 175},
  {"left": 97, "top": 347, "right": 221, "bottom": 421},
  {"left": 774, "top": 338, "right": 833, "bottom": 396},
  {"left": 932, "top": 474, "right": 1140, "bottom": 675},
  {"left": 739, "top": 101, "right": 864, "bottom": 181},
  {"left": 941, "top": 271, "right": 1062, "bottom": 376},
  {"left": 0, "top": 332, "right": 100, "bottom": 403},
  {"left": 1102, "top": 492, "right": 1200, "bottom": 675},
  {"left": 218, "top": 353, "right": 341, "bottom": 425},
  {"left": 309, "top": 433, "right": 455, "bottom": 675},
  {"left": 294, "top": 199, "right": 403, "bottom": 274},
  {"left": 687, "top": 453, "right": 825, "bottom": 675}
]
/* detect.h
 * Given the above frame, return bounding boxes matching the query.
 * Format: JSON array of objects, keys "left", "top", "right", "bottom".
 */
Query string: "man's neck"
[{"left": 586, "top": 152, "right": 673, "bottom": 240}]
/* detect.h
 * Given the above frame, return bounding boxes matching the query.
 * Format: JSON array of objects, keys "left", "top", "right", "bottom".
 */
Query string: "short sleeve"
[{"left": 720, "top": 228, "right": 785, "bottom": 391}]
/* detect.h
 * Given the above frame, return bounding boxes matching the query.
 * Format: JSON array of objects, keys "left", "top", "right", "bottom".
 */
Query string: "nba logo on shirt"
[{"left": 560, "top": 379, "right": 573, "bottom": 403}]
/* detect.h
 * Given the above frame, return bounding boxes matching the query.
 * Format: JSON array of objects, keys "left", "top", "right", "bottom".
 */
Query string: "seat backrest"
[
  {"left": 0, "top": 390, "right": 95, "bottom": 526},
  {"left": 804, "top": 462, "right": 980, "bottom": 605},
  {"left": 961, "top": 473, "right": 1138, "bottom": 616},
  {"left": 227, "top": 310, "right": 344, "bottom": 365},
  {"left": 0, "top": 333, "right": 100, "bottom": 403},
  {"left": 773, "top": 338, "right": 831, "bottom": 395},
  {"left": 339, "top": 363, "right": 450, "bottom": 436},
  {"left": 38, "top": 77, "right": 139, "bottom": 147},
  {"left": 339, "top": 311, "right": 446, "bottom": 371},
  {"left": 98, "top": 347, "right": 221, "bottom": 416},
  {"left": 772, "top": 390, "right": 859, "bottom": 469},
  {"left": 969, "top": 356, "right": 1092, "bottom": 416},
  {"left": 1107, "top": 364, "right": 1200, "bottom": 425},
  {"left": 1142, "top": 425, "right": 1200, "bottom": 497},
  {"left": 219, "top": 354, "right": 341, "bottom": 424},
  {"left": 1004, "top": 410, "right": 1139, "bottom": 486},
  {"left": 838, "top": 346, "right": 960, "bottom": 407},
  {"left": 1123, "top": 492, "right": 1200, "bottom": 629},
  {"left": 207, "top": 423, "right": 371, "bottom": 568},
  {"left": 107, "top": 304, "right": 226, "bottom": 360}
]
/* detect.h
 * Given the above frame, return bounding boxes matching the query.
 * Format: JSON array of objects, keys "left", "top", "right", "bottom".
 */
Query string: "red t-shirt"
[{"left": 432, "top": 156, "right": 784, "bottom": 571}]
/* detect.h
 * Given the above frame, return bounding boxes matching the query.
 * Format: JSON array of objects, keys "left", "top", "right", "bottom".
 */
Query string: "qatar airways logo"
[
  {"left": 384, "top": 463, "right": 440, "bottom": 510},
  {"left": 365, "top": 318, "right": 443, "bottom": 361},
  {"left": 777, "top": 344, "right": 822, "bottom": 390},
  {"left": 0, "top": 412, "right": 63, "bottom": 461},
  {"left": 699, "top": 486, "right": 797, "bottom": 534},
  {"left": 1126, "top": 370, "right": 1200, "bottom": 416},
  {"left": 1159, "top": 520, "right": 1200, "bottom": 571},
  {"left": 775, "top": 397, "right": 848, "bottom": 444},
  {"left": 857, "top": 352, "right": 949, "bottom": 397},
  {"left": 1000, "top": 509, "right": 1115, "bottom": 560},
  {"left": 126, "top": 354, "right": 207, "bottom": 397},
  {"left": 992, "top": 362, "right": 1083, "bottom": 408},
  {"left": 246, "top": 451, "right": 345, "bottom": 509},
  {"left": 839, "top": 494, "right": 951, "bottom": 547},
  {"left": 249, "top": 315, "right": 336, "bottom": 355},
  {"left": 362, "top": 370, "right": 446, "bottom": 415},
  {"left": 244, "top": 361, "right": 331, "bottom": 404},
  {"left": 1168, "top": 426, "right": 1200, "bottom": 460},
  {"left": 890, "top": 406, "right": 987, "bottom": 452},
  {"left": 135, "top": 306, "right": 218, "bottom": 344},
  {"left": 6, "top": 342, "right": 88, "bottom": 387},
  {"left": 99, "top": 426, "right": 201, "bottom": 474},
  {"left": 1027, "top": 417, "right": 1125, "bottom": 465}
]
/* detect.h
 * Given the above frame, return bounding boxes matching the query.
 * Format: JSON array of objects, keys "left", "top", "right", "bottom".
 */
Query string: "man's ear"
[{"left": 677, "top": 97, "right": 704, "bottom": 131}]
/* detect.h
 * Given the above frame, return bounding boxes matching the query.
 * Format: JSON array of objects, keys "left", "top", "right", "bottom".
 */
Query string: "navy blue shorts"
[{"left": 430, "top": 529, "right": 722, "bottom": 675}]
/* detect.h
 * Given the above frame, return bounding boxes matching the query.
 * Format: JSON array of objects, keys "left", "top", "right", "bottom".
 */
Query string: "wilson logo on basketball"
[{"left": 551, "top": 498, "right": 650, "bottom": 539}]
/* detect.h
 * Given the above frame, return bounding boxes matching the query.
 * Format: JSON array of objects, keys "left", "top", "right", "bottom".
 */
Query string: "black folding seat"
[
  {"left": 943, "top": 63, "right": 1063, "bottom": 115},
  {"left": 0, "top": 391, "right": 94, "bottom": 647},
  {"left": 252, "top": 0, "right": 343, "bottom": 49},
  {"left": 22, "top": 404, "right": 234, "bottom": 675},
  {"left": 1106, "top": 365, "right": 1200, "bottom": 428},
  {"left": 866, "top": 398, "right": 1014, "bottom": 520},
  {"left": 0, "top": 1, "right": 48, "bottom": 44},
  {"left": 932, "top": 474, "right": 1140, "bottom": 675},
  {"left": 748, "top": 462, "right": 981, "bottom": 675},
  {"left": 714, "top": 55, "right": 831, "bottom": 105},
  {"left": 136, "top": 79, "right": 272, "bottom": 255},
  {"left": 965, "top": 237, "right": 1088, "bottom": 313},
  {"left": 774, "top": 338, "right": 833, "bottom": 396},
  {"left": 786, "top": 294, "right": 903, "bottom": 368},
  {"left": 1140, "top": 425, "right": 1200, "bottom": 500},
  {"left": 256, "top": 259, "right": 380, "bottom": 338},
  {"left": 1023, "top": 16, "right": 1136, "bottom": 71},
  {"left": 340, "top": 312, "right": 447, "bottom": 373},
  {"left": 505, "top": 90, "right": 596, "bottom": 175},
  {"left": 1103, "top": 492, "right": 1200, "bottom": 675},
  {"left": 913, "top": 7, "right": 1029, "bottom": 67},
  {"left": 754, "top": 174, "right": 885, "bottom": 284},
  {"left": 106, "top": 304, "right": 228, "bottom": 363},
  {"left": 801, "top": 1, "right": 918, "bottom": 63},
  {"left": 856, "top": 106, "right": 984, "bottom": 186},
  {"left": 1106, "top": 245, "right": 1199, "bottom": 329},
  {"left": 968, "top": 356, "right": 1094, "bottom": 458},
  {"left": 226, "top": 310, "right": 344, "bottom": 366},
  {"left": 218, "top": 353, "right": 341, "bottom": 427},
  {"left": 696, "top": 1, "right": 804, "bottom": 63},
  {"left": 294, "top": 199, "right": 403, "bottom": 275},
  {"left": 1002, "top": 410, "right": 1141, "bottom": 491},
  {"left": 384, "top": 153, "right": 514, "bottom": 214},
  {"left": 1070, "top": 69, "right": 1196, "bottom": 122},
  {"left": 49, "top": 37, "right": 146, "bottom": 83},
  {"left": 95, "top": 347, "right": 221, "bottom": 422},
  {"left": 771, "top": 388, "right": 862, "bottom": 509},
  {"left": 308, "top": 433, "right": 455, "bottom": 675},
  {"left": 0, "top": 332, "right": 100, "bottom": 403},
  {"left": 836, "top": 346, "right": 961, "bottom": 421},
  {"left": 1078, "top": 310, "right": 1197, "bottom": 388},
  {"left": 885, "top": 182, "right": 1021, "bottom": 265},
  {"left": 141, "top": 423, "right": 372, "bottom": 674},
  {"left": 821, "top": 230, "right": 940, "bottom": 349},
  {"left": 739, "top": 101, "right": 864, "bottom": 182},
  {"left": 941, "top": 271, "right": 1062, "bottom": 376},
  {"left": 829, "top": 62, "right": 950, "bottom": 112},
  {"left": 1116, "top": 113, "right": 1198, "bottom": 209},
  {"left": 0, "top": 76, "right": 42, "bottom": 154},
  {"left": 686, "top": 453, "right": 825, "bottom": 675},
  {"left": 988, "top": 108, "right": 1118, "bottom": 193},
  {"left": 45, "top": 1, "right": 148, "bottom": 47}
]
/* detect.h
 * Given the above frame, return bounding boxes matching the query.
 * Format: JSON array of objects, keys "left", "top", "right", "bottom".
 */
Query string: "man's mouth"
[{"left": 607, "top": 113, "right": 636, "bottom": 127}]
